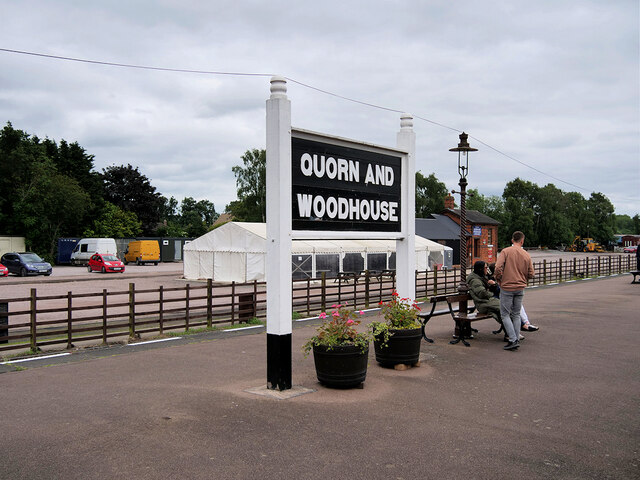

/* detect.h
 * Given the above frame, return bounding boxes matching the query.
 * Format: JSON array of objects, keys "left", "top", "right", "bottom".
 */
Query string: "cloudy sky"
[{"left": 1, "top": 1, "right": 638, "bottom": 216}]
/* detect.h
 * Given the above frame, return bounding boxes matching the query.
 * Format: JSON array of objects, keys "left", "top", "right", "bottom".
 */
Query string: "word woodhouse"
[{"left": 0, "top": 255, "right": 633, "bottom": 355}]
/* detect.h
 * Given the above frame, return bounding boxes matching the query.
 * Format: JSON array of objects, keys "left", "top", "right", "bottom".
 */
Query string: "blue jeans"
[{"left": 500, "top": 290, "right": 524, "bottom": 343}]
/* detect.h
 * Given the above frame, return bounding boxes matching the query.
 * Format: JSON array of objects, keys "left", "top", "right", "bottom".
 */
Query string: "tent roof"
[{"left": 185, "top": 222, "right": 445, "bottom": 254}]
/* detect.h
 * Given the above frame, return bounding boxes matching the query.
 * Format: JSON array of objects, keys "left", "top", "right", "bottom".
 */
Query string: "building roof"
[
  {"left": 415, "top": 215, "right": 461, "bottom": 241},
  {"left": 443, "top": 208, "right": 501, "bottom": 225}
]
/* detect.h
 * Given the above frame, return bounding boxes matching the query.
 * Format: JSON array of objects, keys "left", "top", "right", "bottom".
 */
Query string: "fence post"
[
  {"left": 102, "top": 289, "right": 108, "bottom": 344},
  {"left": 306, "top": 278, "right": 311, "bottom": 315},
  {"left": 66, "top": 291, "right": 74, "bottom": 349},
  {"left": 543, "top": 259, "right": 547, "bottom": 285},
  {"left": 321, "top": 272, "right": 326, "bottom": 312},
  {"left": 573, "top": 258, "right": 577, "bottom": 279},
  {"left": 353, "top": 274, "right": 357, "bottom": 309},
  {"left": 586, "top": 256, "right": 589, "bottom": 277},
  {"left": 559, "top": 259, "right": 563, "bottom": 283},
  {"left": 364, "top": 270, "right": 370, "bottom": 309},
  {"left": 185, "top": 284, "right": 190, "bottom": 331},
  {"left": 128, "top": 283, "right": 136, "bottom": 338},
  {"left": 433, "top": 268, "right": 438, "bottom": 296},
  {"left": 231, "top": 281, "right": 236, "bottom": 325},
  {"left": 30, "top": 288, "right": 38, "bottom": 352},
  {"left": 0, "top": 301, "right": 8, "bottom": 344},
  {"left": 206, "top": 279, "right": 212, "bottom": 328},
  {"left": 159, "top": 286, "right": 164, "bottom": 334}
]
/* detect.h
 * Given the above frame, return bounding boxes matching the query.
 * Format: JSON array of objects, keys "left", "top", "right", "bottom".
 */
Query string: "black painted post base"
[{"left": 267, "top": 333, "right": 292, "bottom": 391}]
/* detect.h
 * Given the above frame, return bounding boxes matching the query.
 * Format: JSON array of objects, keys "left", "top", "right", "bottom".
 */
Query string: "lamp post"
[
  {"left": 449, "top": 132, "right": 477, "bottom": 344},
  {"left": 450, "top": 132, "right": 477, "bottom": 288}
]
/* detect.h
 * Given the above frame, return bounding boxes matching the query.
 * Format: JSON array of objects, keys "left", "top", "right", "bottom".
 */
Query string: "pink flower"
[
  {"left": 318, "top": 312, "right": 327, "bottom": 319},
  {"left": 359, "top": 310, "right": 364, "bottom": 315},
  {"left": 332, "top": 311, "right": 340, "bottom": 317},
  {"left": 346, "top": 319, "right": 354, "bottom": 325}
]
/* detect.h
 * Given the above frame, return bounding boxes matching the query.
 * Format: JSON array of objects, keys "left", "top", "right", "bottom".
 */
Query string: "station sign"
[{"left": 291, "top": 134, "right": 402, "bottom": 233}]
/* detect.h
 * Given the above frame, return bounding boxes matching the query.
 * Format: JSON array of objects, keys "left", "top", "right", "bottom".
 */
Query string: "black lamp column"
[{"left": 449, "top": 132, "right": 477, "bottom": 343}]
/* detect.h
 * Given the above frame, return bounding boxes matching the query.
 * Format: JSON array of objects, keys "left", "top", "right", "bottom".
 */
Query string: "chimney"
[{"left": 444, "top": 194, "right": 455, "bottom": 210}]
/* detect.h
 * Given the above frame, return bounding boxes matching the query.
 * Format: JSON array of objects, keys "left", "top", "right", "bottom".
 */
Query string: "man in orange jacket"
[{"left": 494, "top": 231, "right": 535, "bottom": 350}]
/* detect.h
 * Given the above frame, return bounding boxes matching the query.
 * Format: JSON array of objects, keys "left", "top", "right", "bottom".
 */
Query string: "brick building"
[{"left": 441, "top": 194, "right": 500, "bottom": 266}]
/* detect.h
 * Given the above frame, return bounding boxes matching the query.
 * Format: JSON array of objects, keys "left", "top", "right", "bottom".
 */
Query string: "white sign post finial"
[{"left": 270, "top": 75, "right": 287, "bottom": 98}]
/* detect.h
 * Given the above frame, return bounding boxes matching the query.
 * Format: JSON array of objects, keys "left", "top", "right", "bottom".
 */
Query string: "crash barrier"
[{"left": 0, "top": 255, "right": 634, "bottom": 354}]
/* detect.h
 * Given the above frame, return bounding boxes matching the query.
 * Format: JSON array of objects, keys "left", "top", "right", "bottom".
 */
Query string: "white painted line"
[
  {"left": 223, "top": 325, "right": 262, "bottom": 332},
  {"left": 566, "top": 280, "right": 577, "bottom": 283},
  {"left": 127, "top": 337, "right": 182, "bottom": 346},
  {"left": 547, "top": 283, "right": 559, "bottom": 286},
  {"left": 1, "top": 352, "right": 71, "bottom": 364},
  {"left": 581, "top": 277, "right": 594, "bottom": 281}
]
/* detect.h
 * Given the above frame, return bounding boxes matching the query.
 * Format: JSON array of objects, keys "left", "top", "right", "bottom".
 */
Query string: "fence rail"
[{"left": 0, "top": 255, "right": 634, "bottom": 354}]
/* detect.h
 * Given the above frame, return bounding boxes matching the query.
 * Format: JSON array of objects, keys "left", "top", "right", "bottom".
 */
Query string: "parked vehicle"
[
  {"left": 623, "top": 245, "right": 638, "bottom": 253},
  {"left": 87, "top": 253, "right": 125, "bottom": 273},
  {"left": 70, "top": 238, "right": 117, "bottom": 265},
  {"left": 566, "top": 236, "right": 606, "bottom": 253},
  {"left": 0, "top": 263, "right": 8, "bottom": 276},
  {"left": 0, "top": 252, "right": 52, "bottom": 276},
  {"left": 124, "top": 240, "right": 160, "bottom": 265}
]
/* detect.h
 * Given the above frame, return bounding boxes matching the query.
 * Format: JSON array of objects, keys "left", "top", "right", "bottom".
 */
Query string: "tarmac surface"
[{"left": 1, "top": 273, "right": 638, "bottom": 479}]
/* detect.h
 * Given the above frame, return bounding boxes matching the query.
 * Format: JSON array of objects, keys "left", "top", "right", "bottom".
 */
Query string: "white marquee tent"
[{"left": 183, "top": 222, "right": 451, "bottom": 282}]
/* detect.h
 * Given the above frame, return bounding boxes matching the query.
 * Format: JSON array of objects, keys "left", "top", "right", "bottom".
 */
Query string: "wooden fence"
[{"left": 0, "top": 255, "right": 634, "bottom": 354}]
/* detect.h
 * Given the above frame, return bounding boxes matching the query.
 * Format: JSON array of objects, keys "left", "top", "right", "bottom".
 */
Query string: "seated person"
[{"left": 467, "top": 261, "right": 502, "bottom": 325}]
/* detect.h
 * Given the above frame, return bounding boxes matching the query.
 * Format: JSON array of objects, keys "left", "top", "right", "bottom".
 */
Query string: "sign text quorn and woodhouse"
[{"left": 292, "top": 136, "right": 402, "bottom": 232}]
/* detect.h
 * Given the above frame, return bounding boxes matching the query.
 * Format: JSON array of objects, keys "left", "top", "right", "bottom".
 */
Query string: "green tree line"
[
  {"left": 0, "top": 123, "right": 218, "bottom": 261},
  {"left": 228, "top": 149, "right": 638, "bottom": 249}
]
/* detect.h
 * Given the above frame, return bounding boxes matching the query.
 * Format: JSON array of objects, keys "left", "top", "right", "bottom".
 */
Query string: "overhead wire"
[{"left": 0, "top": 47, "right": 608, "bottom": 195}]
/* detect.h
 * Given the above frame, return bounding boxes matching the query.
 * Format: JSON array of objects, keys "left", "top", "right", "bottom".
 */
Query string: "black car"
[{"left": 0, "top": 252, "right": 52, "bottom": 277}]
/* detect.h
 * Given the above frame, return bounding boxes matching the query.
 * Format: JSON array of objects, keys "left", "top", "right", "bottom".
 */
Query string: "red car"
[
  {"left": 0, "top": 263, "right": 8, "bottom": 276},
  {"left": 623, "top": 245, "right": 638, "bottom": 253},
  {"left": 87, "top": 253, "right": 125, "bottom": 273}
]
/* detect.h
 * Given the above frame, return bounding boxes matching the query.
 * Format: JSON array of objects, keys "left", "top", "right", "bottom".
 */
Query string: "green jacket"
[{"left": 466, "top": 272, "right": 500, "bottom": 313}]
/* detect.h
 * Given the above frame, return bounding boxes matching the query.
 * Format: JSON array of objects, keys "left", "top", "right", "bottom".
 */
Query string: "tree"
[
  {"left": 83, "top": 202, "right": 142, "bottom": 238},
  {"left": 179, "top": 197, "right": 218, "bottom": 237},
  {"left": 537, "top": 184, "right": 572, "bottom": 248},
  {"left": 415, "top": 171, "right": 448, "bottom": 217},
  {"left": 501, "top": 178, "right": 540, "bottom": 247},
  {"left": 14, "top": 160, "right": 90, "bottom": 259},
  {"left": 102, "top": 164, "right": 164, "bottom": 235},
  {"left": 614, "top": 214, "right": 634, "bottom": 234},
  {"left": 466, "top": 189, "right": 505, "bottom": 223},
  {"left": 633, "top": 214, "right": 640, "bottom": 234},
  {"left": 227, "top": 149, "right": 266, "bottom": 222},
  {"left": 586, "top": 192, "right": 615, "bottom": 245}
]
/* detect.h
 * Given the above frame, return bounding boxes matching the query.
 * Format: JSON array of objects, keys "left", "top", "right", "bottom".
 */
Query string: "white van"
[{"left": 70, "top": 238, "right": 118, "bottom": 266}]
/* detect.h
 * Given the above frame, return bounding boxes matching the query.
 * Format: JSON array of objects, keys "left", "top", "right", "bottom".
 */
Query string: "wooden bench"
[
  {"left": 418, "top": 293, "right": 500, "bottom": 347},
  {"left": 631, "top": 271, "right": 640, "bottom": 284}
]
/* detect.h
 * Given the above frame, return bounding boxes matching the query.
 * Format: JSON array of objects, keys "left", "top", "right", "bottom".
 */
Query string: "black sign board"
[{"left": 292, "top": 136, "right": 402, "bottom": 232}]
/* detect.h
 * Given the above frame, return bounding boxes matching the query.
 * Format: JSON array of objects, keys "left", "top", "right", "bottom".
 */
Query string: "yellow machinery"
[{"left": 566, "top": 236, "right": 606, "bottom": 253}]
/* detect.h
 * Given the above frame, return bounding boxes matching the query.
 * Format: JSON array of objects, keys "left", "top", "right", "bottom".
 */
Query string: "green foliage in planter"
[
  {"left": 370, "top": 291, "right": 422, "bottom": 346},
  {"left": 303, "top": 304, "right": 373, "bottom": 356}
]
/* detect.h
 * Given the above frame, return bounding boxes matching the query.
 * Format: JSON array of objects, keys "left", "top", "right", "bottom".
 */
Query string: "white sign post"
[
  {"left": 265, "top": 76, "right": 416, "bottom": 390},
  {"left": 265, "top": 76, "right": 293, "bottom": 390}
]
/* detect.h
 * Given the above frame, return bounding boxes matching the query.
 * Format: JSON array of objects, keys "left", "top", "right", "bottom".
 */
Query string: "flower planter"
[
  {"left": 312, "top": 343, "right": 369, "bottom": 388},
  {"left": 374, "top": 327, "right": 422, "bottom": 367}
]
